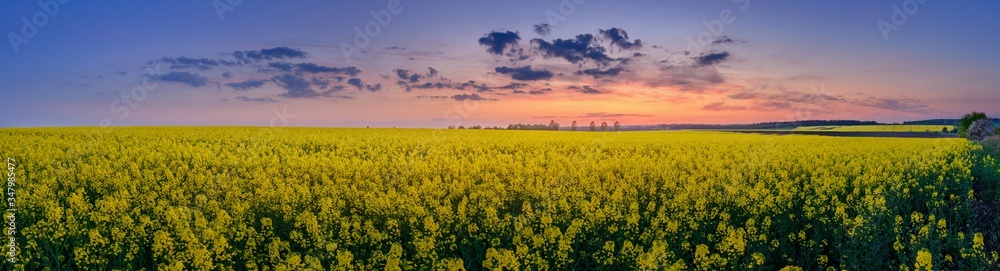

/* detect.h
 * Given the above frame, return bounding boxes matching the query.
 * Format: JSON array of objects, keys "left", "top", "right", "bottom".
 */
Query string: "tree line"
[{"left": 449, "top": 121, "right": 623, "bottom": 131}]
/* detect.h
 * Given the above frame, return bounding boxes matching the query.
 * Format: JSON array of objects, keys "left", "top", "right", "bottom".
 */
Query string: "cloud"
[
  {"left": 347, "top": 78, "right": 364, "bottom": 90},
  {"left": 533, "top": 23, "right": 552, "bottom": 36},
  {"left": 599, "top": 28, "right": 643, "bottom": 50},
  {"left": 416, "top": 95, "right": 449, "bottom": 99},
  {"left": 703, "top": 102, "right": 747, "bottom": 111},
  {"left": 494, "top": 66, "right": 554, "bottom": 81},
  {"left": 712, "top": 36, "right": 744, "bottom": 45},
  {"left": 222, "top": 71, "right": 232, "bottom": 78},
  {"left": 345, "top": 78, "right": 381, "bottom": 92},
  {"left": 648, "top": 65, "right": 726, "bottom": 92},
  {"left": 693, "top": 51, "right": 730, "bottom": 66},
  {"left": 310, "top": 77, "right": 332, "bottom": 90},
  {"left": 234, "top": 96, "right": 279, "bottom": 103},
  {"left": 576, "top": 67, "right": 625, "bottom": 79},
  {"left": 269, "top": 62, "right": 361, "bottom": 77},
  {"left": 224, "top": 79, "right": 268, "bottom": 91},
  {"left": 394, "top": 69, "right": 422, "bottom": 83},
  {"left": 404, "top": 82, "right": 453, "bottom": 91},
  {"left": 531, "top": 34, "right": 613, "bottom": 65},
  {"left": 234, "top": 47, "right": 307, "bottom": 63},
  {"left": 579, "top": 112, "right": 654, "bottom": 118},
  {"left": 452, "top": 93, "right": 496, "bottom": 101},
  {"left": 529, "top": 88, "right": 553, "bottom": 95},
  {"left": 271, "top": 74, "right": 320, "bottom": 98},
  {"left": 159, "top": 72, "right": 209, "bottom": 87},
  {"left": 158, "top": 56, "right": 236, "bottom": 70},
  {"left": 268, "top": 62, "right": 294, "bottom": 72},
  {"left": 576, "top": 85, "right": 603, "bottom": 94},
  {"left": 427, "top": 67, "right": 438, "bottom": 77},
  {"left": 727, "top": 91, "right": 759, "bottom": 100},
  {"left": 854, "top": 97, "right": 929, "bottom": 113},
  {"left": 478, "top": 31, "right": 521, "bottom": 56}
]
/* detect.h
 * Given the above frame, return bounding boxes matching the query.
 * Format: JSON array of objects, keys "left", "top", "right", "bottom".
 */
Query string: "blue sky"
[{"left": 2, "top": 0, "right": 999, "bottom": 127}]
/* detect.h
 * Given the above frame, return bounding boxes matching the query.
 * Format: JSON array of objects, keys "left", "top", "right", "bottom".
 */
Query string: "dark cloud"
[
  {"left": 495, "top": 82, "right": 528, "bottom": 90},
  {"left": 235, "top": 96, "right": 279, "bottom": 103},
  {"left": 416, "top": 95, "right": 449, "bottom": 99},
  {"left": 404, "top": 82, "right": 453, "bottom": 92},
  {"left": 427, "top": 67, "right": 438, "bottom": 77},
  {"left": 576, "top": 67, "right": 624, "bottom": 79},
  {"left": 310, "top": 77, "right": 331, "bottom": 90},
  {"left": 268, "top": 62, "right": 294, "bottom": 72},
  {"left": 158, "top": 56, "right": 236, "bottom": 70},
  {"left": 224, "top": 79, "right": 268, "bottom": 91},
  {"left": 494, "top": 66, "right": 554, "bottom": 81},
  {"left": 599, "top": 28, "right": 643, "bottom": 50},
  {"left": 394, "top": 69, "right": 422, "bottom": 83},
  {"left": 478, "top": 31, "right": 521, "bottom": 56},
  {"left": 452, "top": 93, "right": 496, "bottom": 101},
  {"left": 269, "top": 62, "right": 361, "bottom": 77},
  {"left": 222, "top": 71, "right": 232, "bottom": 78},
  {"left": 693, "top": 51, "right": 730, "bottom": 66},
  {"left": 703, "top": 102, "right": 747, "bottom": 111},
  {"left": 271, "top": 74, "right": 320, "bottom": 98},
  {"left": 712, "top": 36, "right": 743, "bottom": 45},
  {"left": 234, "top": 47, "right": 307, "bottom": 63},
  {"left": 529, "top": 88, "right": 553, "bottom": 95},
  {"left": 159, "top": 72, "right": 209, "bottom": 87},
  {"left": 576, "top": 85, "right": 603, "bottom": 94},
  {"left": 298, "top": 63, "right": 361, "bottom": 76},
  {"left": 347, "top": 78, "right": 364, "bottom": 90},
  {"left": 533, "top": 23, "right": 552, "bottom": 36},
  {"left": 531, "top": 34, "right": 613, "bottom": 65},
  {"left": 344, "top": 78, "right": 381, "bottom": 92}
]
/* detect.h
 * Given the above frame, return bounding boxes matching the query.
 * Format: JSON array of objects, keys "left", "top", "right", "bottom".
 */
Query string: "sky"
[{"left": 1, "top": 0, "right": 999, "bottom": 128}]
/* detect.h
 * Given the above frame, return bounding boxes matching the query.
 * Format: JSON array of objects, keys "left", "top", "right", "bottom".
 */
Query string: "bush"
[
  {"left": 960, "top": 112, "right": 988, "bottom": 137},
  {"left": 968, "top": 118, "right": 996, "bottom": 141}
]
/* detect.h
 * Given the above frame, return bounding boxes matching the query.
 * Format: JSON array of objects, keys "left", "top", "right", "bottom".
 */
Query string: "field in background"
[
  {"left": 794, "top": 125, "right": 954, "bottom": 133},
  {"left": 0, "top": 128, "right": 997, "bottom": 270}
]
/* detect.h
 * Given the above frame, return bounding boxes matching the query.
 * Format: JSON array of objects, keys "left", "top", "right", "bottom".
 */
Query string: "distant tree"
[
  {"left": 549, "top": 120, "right": 560, "bottom": 131},
  {"left": 942, "top": 127, "right": 949, "bottom": 133},
  {"left": 471, "top": 125, "right": 482, "bottom": 130},
  {"left": 458, "top": 126, "right": 465, "bottom": 129},
  {"left": 601, "top": 122, "right": 608, "bottom": 131},
  {"left": 959, "top": 112, "right": 988, "bottom": 138},
  {"left": 967, "top": 118, "right": 995, "bottom": 141},
  {"left": 448, "top": 125, "right": 455, "bottom": 129},
  {"left": 571, "top": 121, "right": 578, "bottom": 131},
  {"left": 590, "top": 121, "right": 596, "bottom": 132},
  {"left": 613, "top": 121, "right": 621, "bottom": 131}
]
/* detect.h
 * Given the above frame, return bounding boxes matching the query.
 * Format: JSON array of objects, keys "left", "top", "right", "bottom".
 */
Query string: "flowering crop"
[{"left": 0, "top": 127, "right": 996, "bottom": 270}]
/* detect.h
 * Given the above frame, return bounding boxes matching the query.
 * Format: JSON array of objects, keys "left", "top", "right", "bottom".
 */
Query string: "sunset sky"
[{"left": 2, "top": 1, "right": 999, "bottom": 127}]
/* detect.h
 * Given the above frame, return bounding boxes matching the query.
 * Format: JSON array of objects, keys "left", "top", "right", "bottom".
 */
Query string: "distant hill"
[{"left": 622, "top": 120, "right": 878, "bottom": 131}]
